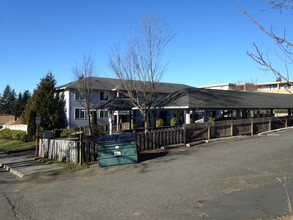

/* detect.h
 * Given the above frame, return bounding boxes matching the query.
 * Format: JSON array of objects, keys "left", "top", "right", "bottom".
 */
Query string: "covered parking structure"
[
  {"left": 154, "top": 87, "right": 293, "bottom": 124},
  {"left": 97, "top": 87, "right": 293, "bottom": 128}
]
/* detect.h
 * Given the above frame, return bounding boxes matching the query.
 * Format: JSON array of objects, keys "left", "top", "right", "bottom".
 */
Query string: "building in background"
[
  {"left": 0, "top": 115, "right": 15, "bottom": 129},
  {"left": 2, "top": 118, "right": 27, "bottom": 132},
  {"left": 201, "top": 83, "right": 256, "bottom": 92},
  {"left": 201, "top": 81, "right": 293, "bottom": 94}
]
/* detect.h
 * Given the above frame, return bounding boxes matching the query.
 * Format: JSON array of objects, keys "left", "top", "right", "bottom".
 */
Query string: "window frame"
[
  {"left": 99, "top": 110, "right": 109, "bottom": 118},
  {"left": 75, "top": 108, "right": 86, "bottom": 119},
  {"left": 100, "top": 91, "right": 109, "bottom": 101},
  {"left": 75, "top": 91, "right": 85, "bottom": 101}
]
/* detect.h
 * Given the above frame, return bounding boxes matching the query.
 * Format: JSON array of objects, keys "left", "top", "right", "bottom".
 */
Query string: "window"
[
  {"left": 75, "top": 91, "right": 84, "bottom": 101},
  {"left": 75, "top": 108, "right": 85, "bottom": 119},
  {"left": 99, "top": 110, "right": 108, "bottom": 118},
  {"left": 100, "top": 91, "right": 109, "bottom": 101}
]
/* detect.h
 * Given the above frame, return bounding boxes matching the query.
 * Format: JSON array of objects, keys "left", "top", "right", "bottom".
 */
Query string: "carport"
[
  {"left": 96, "top": 87, "right": 293, "bottom": 127},
  {"left": 154, "top": 87, "right": 293, "bottom": 124}
]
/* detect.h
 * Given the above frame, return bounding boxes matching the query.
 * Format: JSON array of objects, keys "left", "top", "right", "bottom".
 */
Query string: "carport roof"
[{"left": 154, "top": 87, "right": 293, "bottom": 110}]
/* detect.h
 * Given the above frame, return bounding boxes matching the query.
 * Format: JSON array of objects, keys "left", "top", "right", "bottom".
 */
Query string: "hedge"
[{"left": 0, "top": 129, "right": 29, "bottom": 142}]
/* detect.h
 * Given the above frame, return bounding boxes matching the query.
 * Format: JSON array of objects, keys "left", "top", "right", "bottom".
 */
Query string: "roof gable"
[
  {"left": 0, "top": 115, "right": 15, "bottom": 125},
  {"left": 4, "top": 118, "right": 23, "bottom": 126}
]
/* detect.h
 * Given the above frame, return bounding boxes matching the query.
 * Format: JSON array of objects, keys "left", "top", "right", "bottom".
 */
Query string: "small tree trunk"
[
  {"left": 143, "top": 111, "right": 150, "bottom": 133},
  {"left": 87, "top": 110, "right": 92, "bottom": 136}
]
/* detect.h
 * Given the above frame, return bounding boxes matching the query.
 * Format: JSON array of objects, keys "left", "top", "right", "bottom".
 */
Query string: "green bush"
[
  {"left": 156, "top": 119, "right": 164, "bottom": 128},
  {"left": 0, "top": 129, "right": 28, "bottom": 142},
  {"left": 0, "top": 129, "right": 12, "bottom": 139},
  {"left": 12, "top": 130, "right": 29, "bottom": 142},
  {"left": 208, "top": 116, "right": 215, "bottom": 123},
  {"left": 61, "top": 128, "right": 80, "bottom": 138},
  {"left": 170, "top": 117, "right": 177, "bottom": 126}
]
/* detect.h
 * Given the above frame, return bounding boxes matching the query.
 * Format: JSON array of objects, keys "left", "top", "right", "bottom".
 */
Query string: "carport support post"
[
  {"left": 116, "top": 112, "right": 120, "bottom": 132},
  {"left": 185, "top": 110, "right": 191, "bottom": 124},
  {"left": 109, "top": 116, "right": 112, "bottom": 135},
  {"left": 183, "top": 124, "right": 187, "bottom": 144},
  {"left": 129, "top": 110, "right": 132, "bottom": 130}
]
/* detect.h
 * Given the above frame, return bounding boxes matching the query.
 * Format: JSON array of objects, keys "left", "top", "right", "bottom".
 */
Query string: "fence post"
[
  {"left": 285, "top": 118, "right": 288, "bottom": 128},
  {"left": 230, "top": 123, "right": 233, "bottom": 137},
  {"left": 85, "top": 141, "right": 89, "bottom": 163},
  {"left": 207, "top": 125, "right": 211, "bottom": 140},
  {"left": 136, "top": 133, "right": 140, "bottom": 152},
  {"left": 250, "top": 119, "right": 254, "bottom": 136},
  {"left": 183, "top": 125, "right": 187, "bottom": 144},
  {"left": 269, "top": 118, "right": 271, "bottom": 131},
  {"left": 93, "top": 141, "right": 97, "bottom": 161},
  {"left": 79, "top": 128, "right": 82, "bottom": 165}
]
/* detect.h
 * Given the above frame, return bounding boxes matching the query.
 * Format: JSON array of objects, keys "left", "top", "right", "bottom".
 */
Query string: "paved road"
[
  {"left": 0, "top": 166, "right": 22, "bottom": 219},
  {"left": 1, "top": 129, "right": 293, "bottom": 219}
]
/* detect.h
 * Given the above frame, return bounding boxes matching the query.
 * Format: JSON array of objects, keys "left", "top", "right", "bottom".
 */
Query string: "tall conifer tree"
[{"left": 23, "top": 72, "right": 67, "bottom": 139}]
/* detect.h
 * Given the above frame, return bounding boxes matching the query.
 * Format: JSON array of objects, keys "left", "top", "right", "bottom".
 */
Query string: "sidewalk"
[{"left": 0, "top": 150, "right": 66, "bottom": 179}]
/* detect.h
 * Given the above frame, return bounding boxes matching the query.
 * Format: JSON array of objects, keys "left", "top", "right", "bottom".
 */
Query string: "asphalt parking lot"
[{"left": 1, "top": 128, "right": 293, "bottom": 219}]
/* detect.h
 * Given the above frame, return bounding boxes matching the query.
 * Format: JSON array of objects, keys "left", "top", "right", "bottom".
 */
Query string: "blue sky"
[{"left": 0, "top": 0, "right": 292, "bottom": 93}]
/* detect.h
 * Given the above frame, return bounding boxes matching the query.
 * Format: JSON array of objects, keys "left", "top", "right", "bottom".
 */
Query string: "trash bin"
[{"left": 98, "top": 134, "right": 137, "bottom": 167}]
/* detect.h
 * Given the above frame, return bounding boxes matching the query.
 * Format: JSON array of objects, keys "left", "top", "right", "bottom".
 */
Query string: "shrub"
[
  {"left": 156, "top": 119, "right": 164, "bottom": 128},
  {"left": 208, "top": 116, "right": 215, "bottom": 123},
  {"left": 61, "top": 128, "right": 80, "bottom": 138},
  {"left": 12, "top": 130, "right": 29, "bottom": 142},
  {"left": 0, "top": 129, "right": 29, "bottom": 142},
  {"left": 170, "top": 117, "right": 177, "bottom": 126},
  {"left": 0, "top": 129, "right": 12, "bottom": 139}
]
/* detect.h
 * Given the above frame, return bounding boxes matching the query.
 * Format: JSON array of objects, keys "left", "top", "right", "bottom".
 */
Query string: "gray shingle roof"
[
  {"left": 56, "top": 77, "right": 192, "bottom": 94},
  {"left": 96, "top": 98, "right": 134, "bottom": 110},
  {"left": 155, "top": 87, "right": 293, "bottom": 110}
]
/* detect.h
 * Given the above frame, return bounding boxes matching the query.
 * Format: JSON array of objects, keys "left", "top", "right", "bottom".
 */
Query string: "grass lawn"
[{"left": 0, "top": 139, "right": 35, "bottom": 152}]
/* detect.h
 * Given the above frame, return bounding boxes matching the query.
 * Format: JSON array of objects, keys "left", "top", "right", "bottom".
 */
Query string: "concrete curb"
[
  {"left": 160, "top": 143, "right": 185, "bottom": 150},
  {"left": 0, "top": 162, "right": 24, "bottom": 178},
  {"left": 184, "top": 127, "right": 293, "bottom": 148},
  {"left": 186, "top": 140, "right": 208, "bottom": 147},
  {"left": 258, "top": 126, "right": 293, "bottom": 136}
]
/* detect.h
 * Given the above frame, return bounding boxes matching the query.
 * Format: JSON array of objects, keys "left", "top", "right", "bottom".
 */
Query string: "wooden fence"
[
  {"left": 39, "top": 138, "right": 98, "bottom": 164},
  {"left": 81, "top": 139, "right": 98, "bottom": 164},
  {"left": 185, "top": 116, "right": 293, "bottom": 143},
  {"left": 136, "top": 127, "right": 184, "bottom": 151},
  {"left": 40, "top": 116, "right": 293, "bottom": 163}
]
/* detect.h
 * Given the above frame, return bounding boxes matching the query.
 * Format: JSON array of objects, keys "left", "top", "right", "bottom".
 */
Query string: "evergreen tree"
[
  {"left": 0, "top": 85, "right": 16, "bottom": 115},
  {"left": 13, "top": 91, "right": 31, "bottom": 118},
  {"left": 23, "top": 72, "right": 67, "bottom": 139},
  {"left": 23, "top": 97, "right": 37, "bottom": 139},
  {"left": 13, "top": 92, "right": 23, "bottom": 117}
]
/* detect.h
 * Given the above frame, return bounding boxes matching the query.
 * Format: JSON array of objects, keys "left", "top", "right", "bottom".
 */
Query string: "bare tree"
[
  {"left": 72, "top": 55, "right": 96, "bottom": 135},
  {"left": 239, "top": 1, "right": 293, "bottom": 90},
  {"left": 109, "top": 15, "right": 175, "bottom": 132}
]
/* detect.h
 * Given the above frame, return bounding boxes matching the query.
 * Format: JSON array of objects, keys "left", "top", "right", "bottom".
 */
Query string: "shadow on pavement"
[{"left": 138, "top": 151, "right": 169, "bottom": 163}]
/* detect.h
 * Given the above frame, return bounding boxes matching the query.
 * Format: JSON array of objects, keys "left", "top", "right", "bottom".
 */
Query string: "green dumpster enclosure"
[{"left": 98, "top": 134, "right": 137, "bottom": 167}]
